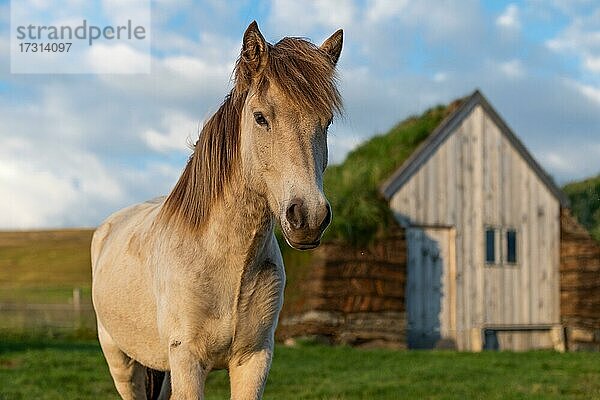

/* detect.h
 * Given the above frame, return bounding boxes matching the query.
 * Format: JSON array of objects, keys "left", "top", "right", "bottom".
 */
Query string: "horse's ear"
[
  {"left": 320, "top": 29, "right": 343, "bottom": 66},
  {"left": 241, "top": 21, "right": 268, "bottom": 75}
]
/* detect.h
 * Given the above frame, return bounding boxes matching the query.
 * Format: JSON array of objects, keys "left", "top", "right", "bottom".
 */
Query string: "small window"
[
  {"left": 506, "top": 230, "right": 517, "bottom": 264},
  {"left": 485, "top": 228, "right": 496, "bottom": 264}
]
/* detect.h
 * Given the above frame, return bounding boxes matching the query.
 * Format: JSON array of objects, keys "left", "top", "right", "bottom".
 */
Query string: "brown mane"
[{"left": 159, "top": 36, "right": 342, "bottom": 231}]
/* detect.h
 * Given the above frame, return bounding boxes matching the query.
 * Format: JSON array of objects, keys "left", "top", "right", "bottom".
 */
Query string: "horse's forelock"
[{"left": 237, "top": 37, "right": 342, "bottom": 119}]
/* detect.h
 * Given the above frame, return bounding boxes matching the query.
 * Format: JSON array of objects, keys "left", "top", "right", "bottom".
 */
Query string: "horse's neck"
[
  {"left": 169, "top": 174, "right": 273, "bottom": 264},
  {"left": 214, "top": 181, "right": 273, "bottom": 253}
]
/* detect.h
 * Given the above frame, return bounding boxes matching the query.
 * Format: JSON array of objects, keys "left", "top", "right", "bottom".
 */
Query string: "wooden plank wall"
[
  {"left": 480, "top": 112, "right": 561, "bottom": 334},
  {"left": 390, "top": 105, "right": 561, "bottom": 350}
]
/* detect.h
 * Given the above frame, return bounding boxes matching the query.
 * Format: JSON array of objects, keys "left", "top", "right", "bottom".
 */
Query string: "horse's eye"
[{"left": 254, "top": 112, "right": 268, "bottom": 127}]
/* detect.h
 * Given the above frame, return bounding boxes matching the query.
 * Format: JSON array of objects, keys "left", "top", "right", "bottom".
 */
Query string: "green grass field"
[
  {"left": 1, "top": 338, "right": 599, "bottom": 399},
  {"left": 0, "top": 230, "right": 93, "bottom": 304}
]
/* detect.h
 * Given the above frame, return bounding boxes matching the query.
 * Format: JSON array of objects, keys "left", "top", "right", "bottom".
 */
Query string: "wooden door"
[{"left": 406, "top": 227, "right": 456, "bottom": 349}]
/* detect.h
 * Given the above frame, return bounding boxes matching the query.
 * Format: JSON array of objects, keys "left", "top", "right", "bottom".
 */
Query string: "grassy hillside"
[
  {"left": 0, "top": 229, "right": 93, "bottom": 303},
  {"left": 323, "top": 100, "right": 463, "bottom": 245},
  {"left": 563, "top": 174, "right": 600, "bottom": 241}
]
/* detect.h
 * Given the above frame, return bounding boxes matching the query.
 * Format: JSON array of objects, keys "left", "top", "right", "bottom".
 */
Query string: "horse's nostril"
[
  {"left": 286, "top": 198, "right": 305, "bottom": 230},
  {"left": 319, "top": 203, "right": 332, "bottom": 231}
]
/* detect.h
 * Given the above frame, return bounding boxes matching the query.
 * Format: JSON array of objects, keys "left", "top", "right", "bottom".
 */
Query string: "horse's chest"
[{"left": 172, "top": 260, "right": 283, "bottom": 365}]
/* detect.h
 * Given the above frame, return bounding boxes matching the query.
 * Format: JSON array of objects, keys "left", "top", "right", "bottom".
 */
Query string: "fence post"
[
  {"left": 73, "top": 287, "right": 82, "bottom": 330},
  {"left": 73, "top": 287, "right": 81, "bottom": 312}
]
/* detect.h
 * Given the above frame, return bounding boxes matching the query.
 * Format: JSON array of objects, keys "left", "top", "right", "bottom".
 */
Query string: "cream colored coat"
[{"left": 92, "top": 21, "right": 343, "bottom": 400}]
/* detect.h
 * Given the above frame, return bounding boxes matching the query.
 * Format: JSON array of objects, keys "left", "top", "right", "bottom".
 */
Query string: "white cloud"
[
  {"left": 366, "top": 0, "right": 408, "bottom": 23},
  {"left": 142, "top": 111, "right": 199, "bottom": 153},
  {"left": 101, "top": 0, "right": 151, "bottom": 26},
  {"left": 269, "top": 0, "right": 356, "bottom": 34},
  {"left": 86, "top": 43, "right": 151, "bottom": 74},
  {"left": 572, "top": 81, "right": 600, "bottom": 104},
  {"left": 496, "top": 4, "right": 520, "bottom": 31},
  {"left": 546, "top": 29, "right": 600, "bottom": 54},
  {"left": 163, "top": 55, "right": 232, "bottom": 81},
  {"left": 542, "top": 151, "right": 576, "bottom": 174},
  {"left": 314, "top": 0, "right": 355, "bottom": 29},
  {"left": 0, "top": 159, "right": 77, "bottom": 228},
  {"left": 433, "top": 72, "right": 448, "bottom": 83},
  {"left": 25, "top": 0, "right": 51, "bottom": 11},
  {"left": 540, "top": 0, "right": 597, "bottom": 17},
  {"left": 583, "top": 55, "right": 600, "bottom": 73},
  {"left": 153, "top": 0, "right": 191, "bottom": 6},
  {"left": 400, "top": 1, "right": 481, "bottom": 41},
  {"left": 0, "top": 138, "right": 124, "bottom": 228},
  {"left": 538, "top": 140, "right": 600, "bottom": 183},
  {"left": 497, "top": 59, "right": 525, "bottom": 78},
  {"left": 93, "top": 33, "right": 236, "bottom": 105},
  {"left": 545, "top": 10, "right": 600, "bottom": 75}
]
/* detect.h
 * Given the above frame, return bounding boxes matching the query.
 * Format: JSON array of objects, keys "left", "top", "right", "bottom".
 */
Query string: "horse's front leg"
[
  {"left": 229, "top": 346, "right": 273, "bottom": 400},
  {"left": 169, "top": 342, "right": 210, "bottom": 399}
]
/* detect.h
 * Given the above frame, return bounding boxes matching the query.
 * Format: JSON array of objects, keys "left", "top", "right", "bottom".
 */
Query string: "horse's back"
[
  {"left": 91, "top": 197, "right": 169, "bottom": 370},
  {"left": 91, "top": 197, "right": 164, "bottom": 273}
]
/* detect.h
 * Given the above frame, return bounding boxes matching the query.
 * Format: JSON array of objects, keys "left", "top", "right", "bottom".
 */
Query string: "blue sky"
[{"left": 0, "top": 0, "right": 599, "bottom": 228}]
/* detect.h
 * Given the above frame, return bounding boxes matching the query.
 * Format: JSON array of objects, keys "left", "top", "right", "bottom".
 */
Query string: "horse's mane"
[{"left": 159, "top": 37, "right": 342, "bottom": 231}]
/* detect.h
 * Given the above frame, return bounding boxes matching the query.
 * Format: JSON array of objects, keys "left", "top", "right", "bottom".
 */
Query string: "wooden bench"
[{"left": 481, "top": 324, "right": 565, "bottom": 351}]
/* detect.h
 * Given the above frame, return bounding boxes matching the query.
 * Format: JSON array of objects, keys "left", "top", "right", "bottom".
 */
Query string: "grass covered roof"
[{"left": 322, "top": 99, "right": 464, "bottom": 245}]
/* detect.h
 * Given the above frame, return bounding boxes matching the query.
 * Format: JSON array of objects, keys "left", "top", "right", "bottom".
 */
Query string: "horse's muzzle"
[{"left": 282, "top": 197, "right": 331, "bottom": 250}]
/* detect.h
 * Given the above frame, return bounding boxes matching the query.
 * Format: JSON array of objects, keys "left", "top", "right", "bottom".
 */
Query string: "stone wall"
[
  {"left": 277, "top": 229, "right": 407, "bottom": 348},
  {"left": 560, "top": 209, "right": 600, "bottom": 351}
]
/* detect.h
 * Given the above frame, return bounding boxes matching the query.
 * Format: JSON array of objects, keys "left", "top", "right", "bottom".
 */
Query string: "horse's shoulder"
[
  {"left": 92, "top": 199, "right": 166, "bottom": 274},
  {"left": 93, "top": 199, "right": 164, "bottom": 247}
]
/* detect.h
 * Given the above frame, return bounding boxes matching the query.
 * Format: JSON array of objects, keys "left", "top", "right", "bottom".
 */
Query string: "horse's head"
[{"left": 236, "top": 22, "right": 342, "bottom": 250}]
